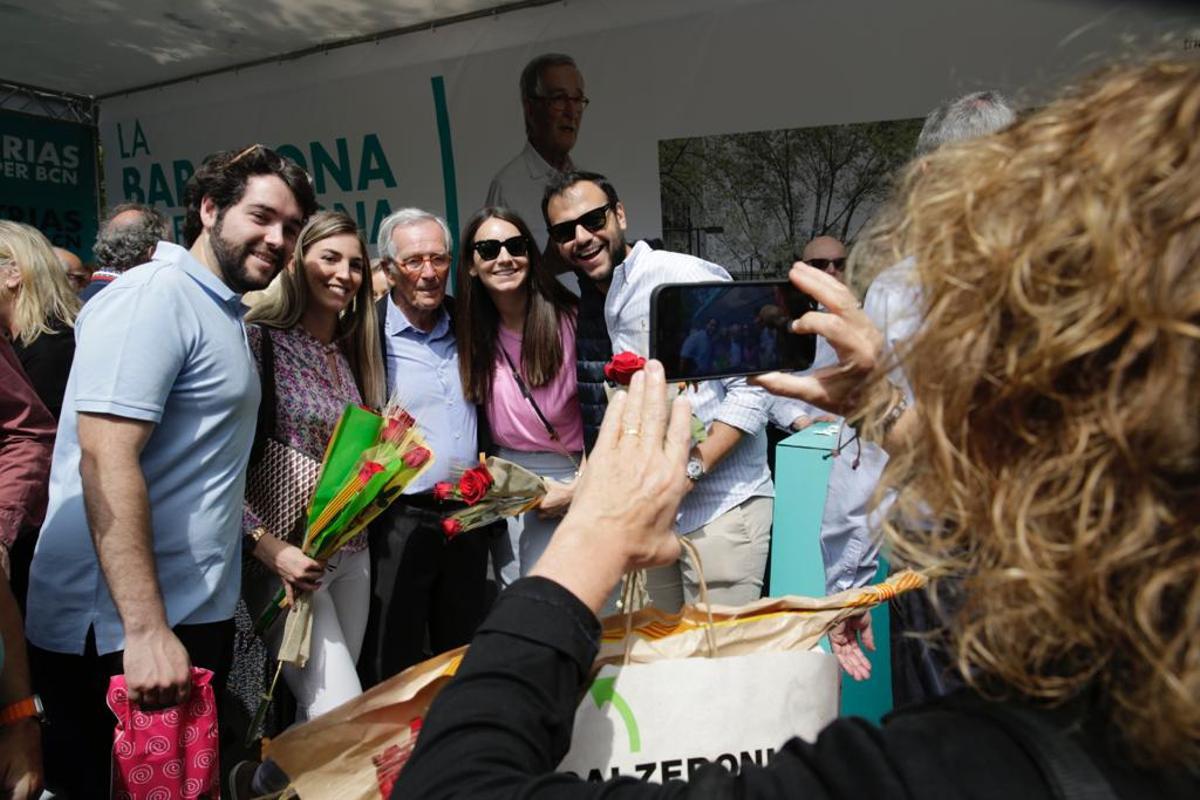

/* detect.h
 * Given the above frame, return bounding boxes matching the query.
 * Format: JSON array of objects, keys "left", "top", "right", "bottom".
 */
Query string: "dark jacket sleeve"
[
  {"left": 12, "top": 327, "right": 75, "bottom": 420},
  {"left": 0, "top": 340, "right": 56, "bottom": 547},
  {"left": 393, "top": 578, "right": 1049, "bottom": 800},
  {"left": 394, "top": 577, "right": 680, "bottom": 799},
  {"left": 573, "top": 278, "right": 612, "bottom": 454}
]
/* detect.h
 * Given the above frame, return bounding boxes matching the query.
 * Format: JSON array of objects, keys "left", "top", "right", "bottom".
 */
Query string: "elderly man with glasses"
[
  {"left": 356, "top": 207, "right": 498, "bottom": 688},
  {"left": 487, "top": 52, "right": 589, "bottom": 295}
]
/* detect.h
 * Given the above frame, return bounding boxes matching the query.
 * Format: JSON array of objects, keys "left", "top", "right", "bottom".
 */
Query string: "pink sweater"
[{"left": 486, "top": 315, "right": 584, "bottom": 454}]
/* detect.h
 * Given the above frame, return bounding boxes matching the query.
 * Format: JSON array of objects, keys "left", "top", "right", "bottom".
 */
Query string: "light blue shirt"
[
  {"left": 26, "top": 242, "right": 259, "bottom": 656},
  {"left": 863, "top": 256, "right": 921, "bottom": 401},
  {"left": 605, "top": 241, "right": 773, "bottom": 534},
  {"left": 383, "top": 298, "right": 478, "bottom": 493}
]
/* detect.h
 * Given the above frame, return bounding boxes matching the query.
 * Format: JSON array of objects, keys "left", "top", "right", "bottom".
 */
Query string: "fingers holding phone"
[{"left": 749, "top": 263, "right": 885, "bottom": 417}]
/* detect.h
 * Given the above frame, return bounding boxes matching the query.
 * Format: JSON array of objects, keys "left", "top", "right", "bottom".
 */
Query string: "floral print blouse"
[{"left": 243, "top": 323, "right": 368, "bottom": 554}]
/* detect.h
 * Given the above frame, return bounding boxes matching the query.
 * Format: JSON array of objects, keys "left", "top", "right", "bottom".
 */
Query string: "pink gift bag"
[{"left": 107, "top": 667, "right": 220, "bottom": 799}]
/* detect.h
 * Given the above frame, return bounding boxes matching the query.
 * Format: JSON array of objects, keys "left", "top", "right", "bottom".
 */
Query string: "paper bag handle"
[
  {"left": 678, "top": 536, "right": 719, "bottom": 659},
  {"left": 620, "top": 535, "right": 719, "bottom": 665}
]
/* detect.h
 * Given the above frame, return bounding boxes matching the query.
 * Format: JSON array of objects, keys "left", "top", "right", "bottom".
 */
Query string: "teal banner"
[{"left": 1, "top": 110, "right": 100, "bottom": 261}]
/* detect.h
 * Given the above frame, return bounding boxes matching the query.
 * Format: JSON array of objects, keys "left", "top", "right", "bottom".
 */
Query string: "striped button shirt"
[{"left": 604, "top": 241, "right": 772, "bottom": 534}]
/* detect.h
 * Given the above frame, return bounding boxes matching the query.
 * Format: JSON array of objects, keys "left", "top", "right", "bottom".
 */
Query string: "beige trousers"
[{"left": 645, "top": 495, "right": 773, "bottom": 612}]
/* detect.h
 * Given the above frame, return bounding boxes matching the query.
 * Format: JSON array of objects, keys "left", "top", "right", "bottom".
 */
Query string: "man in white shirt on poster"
[{"left": 487, "top": 52, "right": 588, "bottom": 294}]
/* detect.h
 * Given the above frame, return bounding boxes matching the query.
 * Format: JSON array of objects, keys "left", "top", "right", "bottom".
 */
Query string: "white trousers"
[{"left": 265, "top": 547, "right": 371, "bottom": 723}]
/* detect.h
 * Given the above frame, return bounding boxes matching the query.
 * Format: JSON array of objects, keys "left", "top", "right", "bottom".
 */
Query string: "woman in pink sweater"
[{"left": 455, "top": 207, "right": 583, "bottom": 588}]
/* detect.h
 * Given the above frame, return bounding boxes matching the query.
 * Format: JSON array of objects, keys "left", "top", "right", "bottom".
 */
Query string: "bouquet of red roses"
[
  {"left": 246, "top": 401, "right": 435, "bottom": 746},
  {"left": 434, "top": 456, "right": 548, "bottom": 537},
  {"left": 604, "top": 351, "right": 707, "bottom": 442}
]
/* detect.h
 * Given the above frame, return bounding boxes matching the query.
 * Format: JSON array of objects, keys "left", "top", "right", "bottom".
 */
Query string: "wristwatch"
[
  {"left": 0, "top": 694, "right": 46, "bottom": 726},
  {"left": 685, "top": 455, "right": 706, "bottom": 482}
]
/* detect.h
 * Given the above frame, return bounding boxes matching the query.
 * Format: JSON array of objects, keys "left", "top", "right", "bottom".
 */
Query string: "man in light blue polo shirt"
[{"left": 24, "top": 145, "right": 316, "bottom": 796}]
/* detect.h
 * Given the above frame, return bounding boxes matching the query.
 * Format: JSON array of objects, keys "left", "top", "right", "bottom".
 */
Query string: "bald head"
[
  {"left": 54, "top": 247, "right": 91, "bottom": 291},
  {"left": 109, "top": 208, "right": 149, "bottom": 229},
  {"left": 94, "top": 203, "right": 168, "bottom": 272},
  {"left": 801, "top": 236, "right": 847, "bottom": 281}
]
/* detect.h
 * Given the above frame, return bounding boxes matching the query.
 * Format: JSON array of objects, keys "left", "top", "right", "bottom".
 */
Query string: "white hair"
[
  {"left": 915, "top": 90, "right": 1016, "bottom": 156},
  {"left": 376, "top": 207, "right": 452, "bottom": 261}
]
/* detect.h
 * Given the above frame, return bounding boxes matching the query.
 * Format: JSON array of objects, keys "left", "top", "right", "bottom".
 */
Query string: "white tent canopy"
[{"left": 0, "top": 0, "right": 529, "bottom": 97}]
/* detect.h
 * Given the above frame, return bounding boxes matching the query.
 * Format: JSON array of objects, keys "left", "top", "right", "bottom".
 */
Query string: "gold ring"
[{"left": 623, "top": 427, "right": 641, "bottom": 437}]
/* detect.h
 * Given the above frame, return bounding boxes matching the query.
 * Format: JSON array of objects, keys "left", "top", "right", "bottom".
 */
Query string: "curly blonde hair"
[{"left": 866, "top": 59, "right": 1200, "bottom": 767}]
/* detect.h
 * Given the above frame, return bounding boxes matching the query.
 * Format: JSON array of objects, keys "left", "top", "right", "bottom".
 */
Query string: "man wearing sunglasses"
[
  {"left": 542, "top": 171, "right": 774, "bottom": 613},
  {"left": 487, "top": 52, "right": 589, "bottom": 295},
  {"left": 801, "top": 236, "right": 848, "bottom": 282}
]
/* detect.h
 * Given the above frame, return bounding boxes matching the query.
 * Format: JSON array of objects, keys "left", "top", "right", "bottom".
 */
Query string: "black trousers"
[
  {"left": 358, "top": 503, "right": 491, "bottom": 687},
  {"left": 29, "top": 619, "right": 234, "bottom": 799}
]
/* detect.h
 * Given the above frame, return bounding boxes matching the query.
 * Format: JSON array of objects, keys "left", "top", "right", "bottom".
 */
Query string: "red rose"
[
  {"left": 433, "top": 481, "right": 454, "bottom": 501},
  {"left": 603, "top": 351, "right": 647, "bottom": 386},
  {"left": 357, "top": 461, "right": 384, "bottom": 484},
  {"left": 403, "top": 446, "right": 431, "bottom": 469},
  {"left": 441, "top": 517, "right": 463, "bottom": 538},
  {"left": 382, "top": 411, "right": 415, "bottom": 444},
  {"left": 457, "top": 465, "right": 493, "bottom": 505}
]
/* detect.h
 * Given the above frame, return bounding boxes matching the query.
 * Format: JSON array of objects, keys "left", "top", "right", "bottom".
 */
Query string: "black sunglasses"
[
  {"left": 547, "top": 203, "right": 611, "bottom": 244},
  {"left": 807, "top": 257, "right": 847, "bottom": 271},
  {"left": 472, "top": 236, "right": 530, "bottom": 260}
]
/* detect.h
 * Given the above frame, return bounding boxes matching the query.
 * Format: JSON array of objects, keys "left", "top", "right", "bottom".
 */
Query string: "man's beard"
[
  {"left": 210, "top": 214, "right": 283, "bottom": 293},
  {"left": 594, "top": 236, "right": 627, "bottom": 288}
]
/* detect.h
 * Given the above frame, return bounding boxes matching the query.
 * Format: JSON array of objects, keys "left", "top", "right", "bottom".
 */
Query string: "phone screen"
[{"left": 650, "top": 280, "right": 818, "bottom": 381}]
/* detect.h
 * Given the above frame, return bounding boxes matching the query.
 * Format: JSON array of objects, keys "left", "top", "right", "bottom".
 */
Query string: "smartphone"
[{"left": 650, "top": 280, "right": 818, "bottom": 381}]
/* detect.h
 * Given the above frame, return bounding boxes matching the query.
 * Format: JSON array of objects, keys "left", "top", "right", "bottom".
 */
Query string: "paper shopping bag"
[
  {"left": 558, "top": 649, "right": 838, "bottom": 781},
  {"left": 266, "top": 570, "right": 923, "bottom": 798},
  {"left": 107, "top": 667, "right": 220, "bottom": 799},
  {"left": 267, "top": 648, "right": 465, "bottom": 800}
]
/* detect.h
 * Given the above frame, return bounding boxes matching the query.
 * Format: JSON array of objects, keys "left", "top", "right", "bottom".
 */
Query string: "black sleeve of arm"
[
  {"left": 14, "top": 333, "right": 72, "bottom": 419},
  {"left": 392, "top": 578, "right": 927, "bottom": 800},
  {"left": 393, "top": 577, "right": 684, "bottom": 799}
]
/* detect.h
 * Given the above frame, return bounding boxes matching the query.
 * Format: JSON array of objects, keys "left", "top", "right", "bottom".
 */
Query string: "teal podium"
[{"left": 769, "top": 423, "right": 892, "bottom": 723}]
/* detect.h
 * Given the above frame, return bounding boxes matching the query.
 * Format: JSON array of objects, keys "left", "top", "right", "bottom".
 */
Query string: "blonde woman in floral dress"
[{"left": 230, "top": 211, "right": 385, "bottom": 796}]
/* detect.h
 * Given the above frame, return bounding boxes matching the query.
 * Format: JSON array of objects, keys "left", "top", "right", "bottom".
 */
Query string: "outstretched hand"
[
  {"left": 531, "top": 360, "right": 694, "bottom": 613},
  {"left": 830, "top": 612, "right": 875, "bottom": 681},
  {"left": 536, "top": 476, "right": 576, "bottom": 519},
  {"left": 751, "top": 262, "right": 884, "bottom": 418}
]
